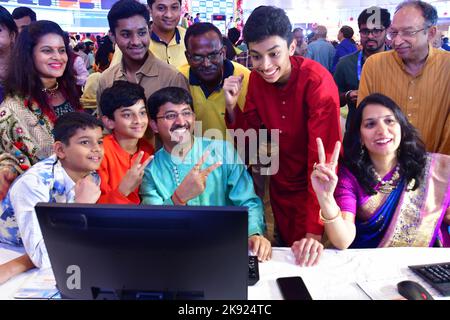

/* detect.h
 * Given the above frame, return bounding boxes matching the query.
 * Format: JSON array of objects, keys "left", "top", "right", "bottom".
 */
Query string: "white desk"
[
  {"left": 1, "top": 244, "right": 450, "bottom": 300},
  {"left": 250, "top": 247, "right": 450, "bottom": 300}
]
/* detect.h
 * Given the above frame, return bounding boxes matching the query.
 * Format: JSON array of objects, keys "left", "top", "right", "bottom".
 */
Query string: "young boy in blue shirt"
[{"left": 0, "top": 112, "right": 104, "bottom": 283}]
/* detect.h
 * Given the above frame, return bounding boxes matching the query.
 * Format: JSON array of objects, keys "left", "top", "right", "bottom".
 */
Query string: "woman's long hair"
[
  {"left": 343, "top": 93, "right": 427, "bottom": 195},
  {"left": 5, "top": 20, "right": 81, "bottom": 123}
]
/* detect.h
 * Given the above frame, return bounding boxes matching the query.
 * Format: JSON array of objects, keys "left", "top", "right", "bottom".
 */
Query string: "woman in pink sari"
[{"left": 312, "top": 93, "right": 449, "bottom": 249}]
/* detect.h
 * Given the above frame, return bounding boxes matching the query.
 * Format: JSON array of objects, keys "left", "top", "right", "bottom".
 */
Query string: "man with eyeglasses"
[
  {"left": 358, "top": 0, "right": 449, "bottom": 154},
  {"left": 179, "top": 22, "right": 250, "bottom": 138},
  {"left": 142, "top": 87, "right": 272, "bottom": 262},
  {"left": 333, "top": 6, "right": 391, "bottom": 134}
]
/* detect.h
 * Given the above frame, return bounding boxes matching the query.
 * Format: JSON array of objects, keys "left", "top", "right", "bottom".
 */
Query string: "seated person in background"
[
  {"left": 311, "top": 93, "right": 450, "bottom": 250},
  {"left": 98, "top": 81, "right": 153, "bottom": 204},
  {"left": 0, "top": 112, "right": 104, "bottom": 284},
  {"left": 140, "top": 87, "right": 272, "bottom": 261}
]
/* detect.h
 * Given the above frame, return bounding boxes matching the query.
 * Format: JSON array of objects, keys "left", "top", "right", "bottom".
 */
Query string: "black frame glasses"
[
  {"left": 359, "top": 28, "right": 385, "bottom": 37},
  {"left": 187, "top": 46, "right": 224, "bottom": 64},
  {"left": 386, "top": 27, "right": 429, "bottom": 40}
]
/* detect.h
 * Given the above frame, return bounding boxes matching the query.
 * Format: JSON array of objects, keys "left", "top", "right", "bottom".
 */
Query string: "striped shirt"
[{"left": 358, "top": 46, "right": 450, "bottom": 154}]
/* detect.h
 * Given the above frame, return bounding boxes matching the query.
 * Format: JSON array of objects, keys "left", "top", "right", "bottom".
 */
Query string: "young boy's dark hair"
[
  {"left": 100, "top": 80, "right": 146, "bottom": 120},
  {"left": 107, "top": 0, "right": 150, "bottom": 34},
  {"left": 243, "top": 6, "right": 293, "bottom": 46},
  {"left": 53, "top": 112, "right": 104, "bottom": 145},
  {"left": 147, "top": 87, "right": 193, "bottom": 121}
]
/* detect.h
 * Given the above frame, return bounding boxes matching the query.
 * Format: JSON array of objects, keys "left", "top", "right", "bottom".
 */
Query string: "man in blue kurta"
[{"left": 140, "top": 87, "right": 272, "bottom": 261}]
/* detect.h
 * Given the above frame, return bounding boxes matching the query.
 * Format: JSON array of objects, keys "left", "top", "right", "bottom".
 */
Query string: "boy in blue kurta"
[{"left": 141, "top": 87, "right": 271, "bottom": 261}]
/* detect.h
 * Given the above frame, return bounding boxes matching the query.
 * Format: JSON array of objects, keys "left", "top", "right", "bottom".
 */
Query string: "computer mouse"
[{"left": 397, "top": 280, "right": 434, "bottom": 300}]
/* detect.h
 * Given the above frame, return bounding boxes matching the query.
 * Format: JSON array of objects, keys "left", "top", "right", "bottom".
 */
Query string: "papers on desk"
[{"left": 14, "top": 268, "right": 60, "bottom": 299}]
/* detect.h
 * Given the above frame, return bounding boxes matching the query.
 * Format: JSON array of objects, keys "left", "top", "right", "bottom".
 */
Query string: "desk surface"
[
  {"left": 251, "top": 247, "right": 450, "bottom": 300},
  {"left": 1, "top": 244, "right": 450, "bottom": 300}
]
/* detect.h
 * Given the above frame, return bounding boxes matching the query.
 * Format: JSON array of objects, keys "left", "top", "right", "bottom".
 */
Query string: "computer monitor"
[{"left": 35, "top": 203, "right": 248, "bottom": 300}]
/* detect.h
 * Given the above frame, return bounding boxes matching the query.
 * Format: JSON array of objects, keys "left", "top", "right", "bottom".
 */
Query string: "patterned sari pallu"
[{"left": 351, "top": 153, "right": 450, "bottom": 248}]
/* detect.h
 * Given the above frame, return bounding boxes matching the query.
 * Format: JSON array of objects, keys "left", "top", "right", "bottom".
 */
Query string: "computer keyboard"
[
  {"left": 248, "top": 256, "right": 259, "bottom": 286},
  {"left": 409, "top": 262, "right": 450, "bottom": 296}
]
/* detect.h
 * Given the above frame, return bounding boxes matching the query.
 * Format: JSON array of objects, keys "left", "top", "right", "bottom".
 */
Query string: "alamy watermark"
[
  {"left": 365, "top": 6, "right": 384, "bottom": 29},
  {"left": 169, "top": 121, "right": 280, "bottom": 176}
]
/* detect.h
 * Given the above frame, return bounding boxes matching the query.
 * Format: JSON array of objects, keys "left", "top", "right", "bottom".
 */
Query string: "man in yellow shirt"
[
  {"left": 358, "top": 1, "right": 449, "bottom": 154},
  {"left": 148, "top": 0, "right": 187, "bottom": 67},
  {"left": 179, "top": 22, "right": 250, "bottom": 140}
]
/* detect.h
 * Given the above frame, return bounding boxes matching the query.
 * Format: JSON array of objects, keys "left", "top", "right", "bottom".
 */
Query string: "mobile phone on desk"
[{"left": 276, "top": 276, "right": 312, "bottom": 300}]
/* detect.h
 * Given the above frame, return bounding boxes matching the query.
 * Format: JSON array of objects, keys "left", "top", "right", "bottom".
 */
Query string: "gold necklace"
[
  {"left": 373, "top": 165, "right": 400, "bottom": 194},
  {"left": 42, "top": 82, "right": 59, "bottom": 96}
]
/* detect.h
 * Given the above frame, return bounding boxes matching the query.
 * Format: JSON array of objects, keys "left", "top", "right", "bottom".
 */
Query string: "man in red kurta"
[{"left": 224, "top": 6, "right": 341, "bottom": 265}]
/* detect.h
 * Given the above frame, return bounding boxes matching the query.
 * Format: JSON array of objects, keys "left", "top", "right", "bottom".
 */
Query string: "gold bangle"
[{"left": 319, "top": 209, "right": 341, "bottom": 224}]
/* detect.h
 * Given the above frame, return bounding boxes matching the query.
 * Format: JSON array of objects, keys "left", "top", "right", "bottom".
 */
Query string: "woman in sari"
[
  {"left": 0, "top": 21, "right": 83, "bottom": 283},
  {"left": 0, "top": 20, "right": 82, "bottom": 200},
  {"left": 311, "top": 93, "right": 449, "bottom": 249}
]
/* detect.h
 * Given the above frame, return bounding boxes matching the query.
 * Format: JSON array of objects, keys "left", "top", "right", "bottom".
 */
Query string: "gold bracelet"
[{"left": 319, "top": 209, "right": 341, "bottom": 224}]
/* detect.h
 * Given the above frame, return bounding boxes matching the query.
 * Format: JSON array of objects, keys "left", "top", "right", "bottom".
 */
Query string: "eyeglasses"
[
  {"left": 156, "top": 110, "right": 194, "bottom": 121},
  {"left": 359, "top": 28, "right": 385, "bottom": 37},
  {"left": 386, "top": 28, "right": 428, "bottom": 40},
  {"left": 187, "top": 47, "right": 224, "bottom": 64}
]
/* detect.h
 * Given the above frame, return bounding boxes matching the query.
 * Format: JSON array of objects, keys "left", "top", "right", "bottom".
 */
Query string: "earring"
[{"left": 360, "top": 144, "right": 366, "bottom": 158}]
